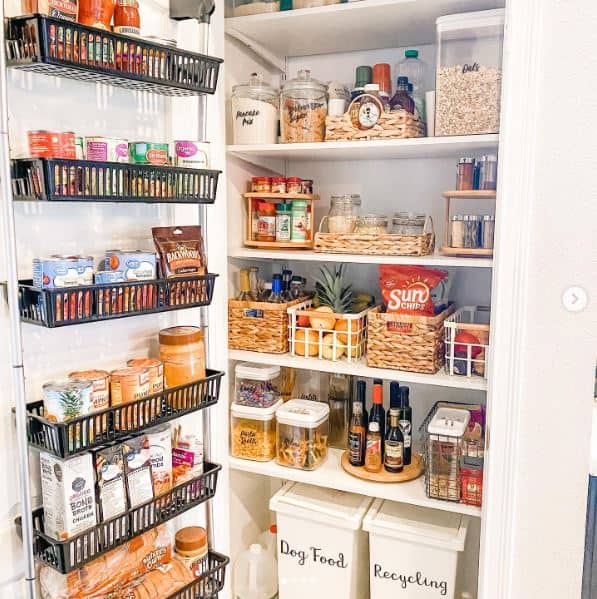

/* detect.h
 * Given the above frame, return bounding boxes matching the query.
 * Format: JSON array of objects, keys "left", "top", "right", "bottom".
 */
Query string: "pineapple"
[{"left": 313, "top": 264, "right": 354, "bottom": 314}]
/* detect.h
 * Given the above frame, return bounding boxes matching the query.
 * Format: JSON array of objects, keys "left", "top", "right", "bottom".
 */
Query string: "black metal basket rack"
[
  {"left": 12, "top": 158, "right": 221, "bottom": 204},
  {"left": 6, "top": 15, "right": 223, "bottom": 96}
]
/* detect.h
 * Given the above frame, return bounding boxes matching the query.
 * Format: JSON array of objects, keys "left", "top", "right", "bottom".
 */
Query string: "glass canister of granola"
[{"left": 230, "top": 399, "right": 282, "bottom": 462}]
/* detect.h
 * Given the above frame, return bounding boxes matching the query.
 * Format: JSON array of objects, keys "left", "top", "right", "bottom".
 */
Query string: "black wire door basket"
[
  {"left": 6, "top": 15, "right": 223, "bottom": 96},
  {"left": 15, "top": 462, "right": 221, "bottom": 574},
  {"left": 167, "top": 552, "right": 230, "bottom": 599},
  {"left": 18, "top": 273, "right": 217, "bottom": 327},
  {"left": 12, "top": 158, "right": 221, "bottom": 204},
  {"left": 27, "top": 369, "right": 224, "bottom": 458}
]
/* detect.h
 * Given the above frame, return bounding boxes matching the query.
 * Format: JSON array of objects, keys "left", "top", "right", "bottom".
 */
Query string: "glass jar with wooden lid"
[
  {"left": 175, "top": 526, "right": 209, "bottom": 578},
  {"left": 159, "top": 326, "right": 206, "bottom": 395}
]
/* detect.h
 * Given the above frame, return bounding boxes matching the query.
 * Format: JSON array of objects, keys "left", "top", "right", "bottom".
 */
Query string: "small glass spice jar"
[
  {"left": 271, "top": 176, "right": 286, "bottom": 193},
  {"left": 479, "top": 154, "right": 498, "bottom": 190},
  {"left": 175, "top": 526, "right": 209, "bottom": 579},
  {"left": 286, "top": 177, "right": 302, "bottom": 194},
  {"left": 456, "top": 157, "right": 475, "bottom": 190},
  {"left": 450, "top": 214, "right": 466, "bottom": 248},
  {"left": 301, "top": 179, "right": 313, "bottom": 194},
  {"left": 252, "top": 176, "right": 272, "bottom": 193},
  {"left": 159, "top": 326, "right": 206, "bottom": 392},
  {"left": 356, "top": 214, "right": 388, "bottom": 235}
]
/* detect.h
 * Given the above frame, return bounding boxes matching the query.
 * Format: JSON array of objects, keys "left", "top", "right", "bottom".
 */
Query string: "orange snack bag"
[{"left": 379, "top": 265, "right": 447, "bottom": 316}]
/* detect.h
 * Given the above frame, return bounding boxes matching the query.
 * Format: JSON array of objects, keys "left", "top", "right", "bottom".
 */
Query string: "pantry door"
[{"left": 480, "top": 0, "right": 597, "bottom": 597}]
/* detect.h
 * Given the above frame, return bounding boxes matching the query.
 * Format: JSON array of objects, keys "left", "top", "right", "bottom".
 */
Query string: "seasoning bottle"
[
  {"left": 351, "top": 65, "right": 372, "bottom": 100},
  {"left": 479, "top": 154, "right": 498, "bottom": 190},
  {"left": 369, "top": 379, "right": 385, "bottom": 453},
  {"left": 384, "top": 408, "right": 404, "bottom": 473},
  {"left": 175, "top": 526, "right": 209, "bottom": 579},
  {"left": 257, "top": 202, "right": 276, "bottom": 242},
  {"left": 372, "top": 63, "right": 392, "bottom": 110},
  {"left": 399, "top": 386, "right": 412, "bottom": 466},
  {"left": 389, "top": 76, "right": 415, "bottom": 114},
  {"left": 450, "top": 215, "right": 465, "bottom": 248},
  {"left": 113, "top": 0, "right": 140, "bottom": 36},
  {"left": 275, "top": 203, "right": 292, "bottom": 242},
  {"left": 348, "top": 380, "right": 367, "bottom": 467},
  {"left": 290, "top": 200, "right": 308, "bottom": 242},
  {"left": 482, "top": 214, "right": 495, "bottom": 249},
  {"left": 456, "top": 157, "right": 475, "bottom": 190},
  {"left": 365, "top": 421, "right": 382, "bottom": 473},
  {"left": 237, "top": 268, "right": 253, "bottom": 301}
]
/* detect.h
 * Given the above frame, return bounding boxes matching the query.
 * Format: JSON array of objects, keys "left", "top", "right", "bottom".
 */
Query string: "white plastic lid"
[
  {"left": 235, "top": 362, "right": 281, "bottom": 381},
  {"left": 231, "top": 399, "right": 283, "bottom": 421},
  {"left": 276, "top": 399, "right": 329, "bottom": 428},
  {"left": 270, "top": 482, "right": 372, "bottom": 531},
  {"left": 363, "top": 499, "right": 469, "bottom": 552},
  {"left": 437, "top": 8, "right": 505, "bottom": 32},
  {"left": 427, "top": 407, "right": 470, "bottom": 437}
]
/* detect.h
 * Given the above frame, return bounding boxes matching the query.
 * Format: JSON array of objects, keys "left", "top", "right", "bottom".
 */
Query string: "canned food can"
[
  {"left": 68, "top": 370, "right": 110, "bottom": 413},
  {"left": 103, "top": 250, "right": 156, "bottom": 281},
  {"left": 33, "top": 257, "right": 80, "bottom": 288},
  {"left": 77, "top": 255, "right": 94, "bottom": 286},
  {"left": 28, "top": 130, "right": 60, "bottom": 158},
  {"left": 129, "top": 142, "right": 169, "bottom": 165},
  {"left": 60, "top": 132, "right": 76, "bottom": 159},
  {"left": 127, "top": 358, "right": 164, "bottom": 395},
  {"left": 85, "top": 137, "right": 129, "bottom": 162},
  {"left": 172, "top": 140, "right": 210, "bottom": 169},
  {"left": 110, "top": 366, "right": 150, "bottom": 430},
  {"left": 94, "top": 270, "right": 126, "bottom": 284}
]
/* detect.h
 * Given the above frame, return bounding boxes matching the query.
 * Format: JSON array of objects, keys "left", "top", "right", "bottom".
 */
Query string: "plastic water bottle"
[
  {"left": 234, "top": 544, "right": 278, "bottom": 599},
  {"left": 397, "top": 49, "right": 427, "bottom": 121}
]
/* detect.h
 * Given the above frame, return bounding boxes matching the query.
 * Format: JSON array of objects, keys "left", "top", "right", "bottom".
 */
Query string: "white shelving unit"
[
  {"left": 229, "top": 349, "right": 487, "bottom": 391},
  {"left": 230, "top": 448, "right": 482, "bottom": 518}
]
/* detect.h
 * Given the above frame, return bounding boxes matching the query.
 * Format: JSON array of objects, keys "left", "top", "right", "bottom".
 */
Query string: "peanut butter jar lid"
[
  {"left": 175, "top": 526, "right": 208, "bottom": 553},
  {"left": 159, "top": 326, "right": 204, "bottom": 346}
]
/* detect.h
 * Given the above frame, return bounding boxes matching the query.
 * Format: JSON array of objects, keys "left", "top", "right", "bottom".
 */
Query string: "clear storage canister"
[
  {"left": 435, "top": 9, "right": 505, "bottom": 136},
  {"left": 226, "top": 0, "right": 280, "bottom": 17},
  {"left": 326, "top": 194, "right": 361, "bottom": 234},
  {"left": 276, "top": 399, "right": 329, "bottom": 470},
  {"left": 392, "top": 212, "right": 426, "bottom": 235},
  {"left": 231, "top": 399, "right": 282, "bottom": 462},
  {"left": 281, "top": 69, "right": 328, "bottom": 143},
  {"left": 235, "top": 363, "right": 282, "bottom": 408},
  {"left": 232, "top": 73, "right": 279, "bottom": 145}
]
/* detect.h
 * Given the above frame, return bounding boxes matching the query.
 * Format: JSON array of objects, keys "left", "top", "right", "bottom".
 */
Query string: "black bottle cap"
[
  {"left": 389, "top": 381, "right": 400, "bottom": 408},
  {"left": 373, "top": 378, "right": 383, "bottom": 385},
  {"left": 356, "top": 379, "right": 367, "bottom": 400}
]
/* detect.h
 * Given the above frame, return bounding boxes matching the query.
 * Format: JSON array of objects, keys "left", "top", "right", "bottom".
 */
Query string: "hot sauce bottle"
[{"left": 114, "top": 0, "right": 140, "bottom": 36}]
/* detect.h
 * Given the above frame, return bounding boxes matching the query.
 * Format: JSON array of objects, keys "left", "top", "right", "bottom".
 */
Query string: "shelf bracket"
[{"left": 225, "top": 27, "right": 286, "bottom": 73}]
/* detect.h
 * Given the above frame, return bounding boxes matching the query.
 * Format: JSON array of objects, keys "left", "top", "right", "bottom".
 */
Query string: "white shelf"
[
  {"left": 229, "top": 247, "right": 493, "bottom": 268},
  {"left": 229, "top": 448, "right": 482, "bottom": 518},
  {"left": 228, "top": 350, "right": 487, "bottom": 391},
  {"left": 227, "top": 135, "right": 499, "bottom": 163},
  {"left": 225, "top": 0, "right": 505, "bottom": 58}
]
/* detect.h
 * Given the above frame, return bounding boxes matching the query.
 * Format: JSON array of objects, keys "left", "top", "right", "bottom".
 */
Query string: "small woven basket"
[
  {"left": 366, "top": 305, "right": 455, "bottom": 374},
  {"left": 314, "top": 216, "right": 434, "bottom": 256},
  {"left": 228, "top": 297, "right": 304, "bottom": 354},
  {"left": 325, "top": 109, "right": 425, "bottom": 142}
]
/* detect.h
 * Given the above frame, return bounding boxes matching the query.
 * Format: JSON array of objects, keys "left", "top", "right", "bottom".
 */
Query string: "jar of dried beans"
[{"left": 281, "top": 69, "right": 327, "bottom": 143}]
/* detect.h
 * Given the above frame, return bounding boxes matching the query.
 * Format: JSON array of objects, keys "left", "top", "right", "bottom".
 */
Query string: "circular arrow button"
[{"left": 562, "top": 286, "right": 588, "bottom": 313}]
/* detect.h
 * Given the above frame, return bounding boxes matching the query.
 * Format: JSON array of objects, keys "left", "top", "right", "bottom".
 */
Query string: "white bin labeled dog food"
[
  {"left": 363, "top": 499, "right": 469, "bottom": 599},
  {"left": 270, "top": 482, "right": 372, "bottom": 599}
]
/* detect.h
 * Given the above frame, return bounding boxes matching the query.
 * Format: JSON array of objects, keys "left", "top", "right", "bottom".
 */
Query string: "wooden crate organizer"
[
  {"left": 325, "top": 109, "right": 425, "bottom": 142},
  {"left": 229, "top": 297, "right": 305, "bottom": 354},
  {"left": 366, "top": 305, "right": 455, "bottom": 374},
  {"left": 314, "top": 216, "right": 434, "bottom": 256}
]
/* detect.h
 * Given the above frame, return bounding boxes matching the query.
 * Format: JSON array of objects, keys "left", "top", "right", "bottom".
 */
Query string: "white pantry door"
[{"left": 480, "top": 1, "right": 597, "bottom": 598}]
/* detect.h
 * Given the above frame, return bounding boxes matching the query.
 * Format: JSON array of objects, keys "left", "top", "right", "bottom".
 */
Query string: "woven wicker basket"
[
  {"left": 367, "top": 305, "right": 455, "bottom": 373},
  {"left": 314, "top": 216, "right": 434, "bottom": 256},
  {"left": 325, "top": 109, "right": 425, "bottom": 142},
  {"left": 228, "top": 297, "right": 304, "bottom": 354}
]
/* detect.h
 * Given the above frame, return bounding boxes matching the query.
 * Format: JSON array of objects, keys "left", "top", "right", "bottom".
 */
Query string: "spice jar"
[
  {"left": 482, "top": 214, "right": 495, "bottom": 249},
  {"left": 291, "top": 200, "right": 309, "bottom": 242},
  {"left": 257, "top": 202, "right": 276, "bottom": 242},
  {"left": 276, "top": 203, "right": 292, "bottom": 242},
  {"left": 456, "top": 157, "right": 475, "bottom": 190},
  {"left": 235, "top": 363, "right": 281, "bottom": 408},
  {"left": 356, "top": 214, "right": 388, "bottom": 235},
  {"left": 252, "top": 176, "right": 272, "bottom": 193},
  {"left": 326, "top": 194, "right": 361, "bottom": 234},
  {"left": 450, "top": 215, "right": 466, "bottom": 248},
  {"left": 175, "top": 526, "right": 209, "bottom": 578},
  {"left": 479, "top": 154, "right": 498, "bottom": 190},
  {"left": 276, "top": 399, "right": 329, "bottom": 471},
  {"left": 231, "top": 399, "right": 282, "bottom": 462},
  {"left": 232, "top": 73, "right": 279, "bottom": 145},
  {"left": 271, "top": 176, "right": 286, "bottom": 193},
  {"left": 286, "top": 177, "right": 302, "bottom": 194},
  {"left": 391, "top": 212, "right": 426, "bottom": 235},
  {"left": 281, "top": 69, "right": 328, "bottom": 143},
  {"left": 159, "top": 326, "right": 206, "bottom": 392}
]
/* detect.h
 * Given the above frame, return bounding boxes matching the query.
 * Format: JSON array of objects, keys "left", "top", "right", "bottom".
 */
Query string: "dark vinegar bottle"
[
  {"left": 384, "top": 408, "right": 404, "bottom": 473},
  {"left": 399, "top": 386, "right": 413, "bottom": 466},
  {"left": 348, "top": 381, "right": 367, "bottom": 466}
]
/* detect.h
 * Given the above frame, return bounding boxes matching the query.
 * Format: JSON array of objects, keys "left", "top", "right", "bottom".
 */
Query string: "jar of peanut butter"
[
  {"left": 159, "top": 327, "right": 206, "bottom": 392},
  {"left": 175, "top": 526, "right": 209, "bottom": 579}
]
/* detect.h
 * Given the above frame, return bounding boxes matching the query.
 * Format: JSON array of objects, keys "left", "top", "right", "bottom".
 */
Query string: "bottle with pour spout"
[{"left": 234, "top": 543, "right": 278, "bottom": 599}]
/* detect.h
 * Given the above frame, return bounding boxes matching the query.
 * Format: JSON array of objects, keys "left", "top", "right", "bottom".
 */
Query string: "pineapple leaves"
[{"left": 313, "top": 264, "right": 354, "bottom": 314}]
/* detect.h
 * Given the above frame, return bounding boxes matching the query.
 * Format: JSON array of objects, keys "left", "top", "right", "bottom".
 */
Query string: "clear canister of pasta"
[
  {"left": 281, "top": 69, "right": 328, "bottom": 143},
  {"left": 159, "top": 326, "right": 206, "bottom": 391},
  {"left": 231, "top": 399, "right": 282, "bottom": 462}
]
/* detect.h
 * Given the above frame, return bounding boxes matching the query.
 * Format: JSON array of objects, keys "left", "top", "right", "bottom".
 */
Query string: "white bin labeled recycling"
[
  {"left": 363, "top": 499, "right": 469, "bottom": 599},
  {"left": 270, "top": 482, "right": 373, "bottom": 599}
]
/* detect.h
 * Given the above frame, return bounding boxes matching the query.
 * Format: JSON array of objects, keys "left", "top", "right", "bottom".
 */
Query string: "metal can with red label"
[
  {"left": 129, "top": 142, "right": 169, "bottom": 165},
  {"left": 28, "top": 130, "right": 60, "bottom": 158},
  {"left": 60, "top": 131, "right": 77, "bottom": 159}
]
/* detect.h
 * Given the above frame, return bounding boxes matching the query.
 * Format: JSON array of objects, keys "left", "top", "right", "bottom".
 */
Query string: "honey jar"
[{"left": 159, "top": 326, "right": 206, "bottom": 394}]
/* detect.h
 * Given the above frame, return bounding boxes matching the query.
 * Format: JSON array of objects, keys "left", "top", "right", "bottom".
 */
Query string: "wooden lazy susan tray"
[{"left": 341, "top": 451, "right": 424, "bottom": 483}]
